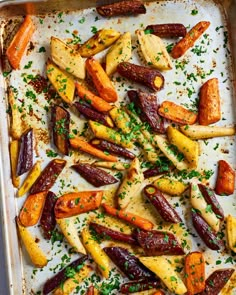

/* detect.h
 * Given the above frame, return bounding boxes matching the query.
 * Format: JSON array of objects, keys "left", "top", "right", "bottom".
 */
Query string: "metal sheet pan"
[{"left": 0, "top": 0, "right": 236, "bottom": 294}]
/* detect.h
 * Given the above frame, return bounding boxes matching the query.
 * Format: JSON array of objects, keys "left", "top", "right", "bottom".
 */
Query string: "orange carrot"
[
  {"left": 153, "top": 291, "right": 165, "bottom": 295},
  {"left": 86, "top": 58, "right": 118, "bottom": 103},
  {"left": 199, "top": 78, "right": 221, "bottom": 126},
  {"left": 185, "top": 252, "right": 205, "bottom": 295},
  {"left": 158, "top": 101, "right": 198, "bottom": 125},
  {"left": 69, "top": 137, "right": 118, "bottom": 162},
  {"left": 75, "top": 83, "right": 113, "bottom": 112},
  {"left": 19, "top": 191, "right": 47, "bottom": 227},
  {"left": 6, "top": 15, "right": 35, "bottom": 69},
  {"left": 86, "top": 285, "right": 97, "bottom": 295},
  {"left": 102, "top": 203, "right": 154, "bottom": 231},
  {"left": 54, "top": 191, "right": 103, "bottom": 218},
  {"left": 171, "top": 21, "right": 210, "bottom": 59},
  {"left": 215, "top": 160, "right": 235, "bottom": 196}
]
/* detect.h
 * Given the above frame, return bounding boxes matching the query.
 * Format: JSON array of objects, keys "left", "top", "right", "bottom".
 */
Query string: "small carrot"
[
  {"left": 86, "top": 286, "right": 95, "bottom": 295},
  {"left": 153, "top": 291, "right": 165, "bottom": 295},
  {"left": 86, "top": 58, "right": 118, "bottom": 103},
  {"left": 158, "top": 101, "right": 197, "bottom": 125},
  {"left": 75, "top": 83, "right": 113, "bottom": 112},
  {"left": 10, "top": 140, "right": 20, "bottom": 188},
  {"left": 69, "top": 137, "right": 118, "bottom": 162},
  {"left": 54, "top": 191, "right": 103, "bottom": 218},
  {"left": 199, "top": 78, "right": 221, "bottom": 126},
  {"left": 215, "top": 160, "right": 235, "bottom": 196},
  {"left": 18, "top": 161, "right": 41, "bottom": 197},
  {"left": 6, "top": 15, "right": 35, "bottom": 69},
  {"left": 102, "top": 203, "right": 154, "bottom": 231},
  {"left": 19, "top": 191, "right": 48, "bottom": 227},
  {"left": 171, "top": 21, "right": 210, "bottom": 59},
  {"left": 185, "top": 252, "right": 205, "bottom": 295}
]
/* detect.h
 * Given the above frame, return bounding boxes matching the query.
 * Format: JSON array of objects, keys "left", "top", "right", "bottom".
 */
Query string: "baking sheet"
[{"left": 0, "top": 0, "right": 236, "bottom": 294}]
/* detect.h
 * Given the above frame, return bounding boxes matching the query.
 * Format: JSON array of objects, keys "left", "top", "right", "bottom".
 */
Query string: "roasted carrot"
[
  {"left": 158, "top": 101, "right": 198, "bottom": 125},
  {"left": 153, "top": 291, "right": 165, "bottom": 295},
  {"left": 69, "top": 137, "right": 118, "bottom": 162},
  {"left": 6, "top": 15, "right": 35, "bottom": 69},
  {"left": 199, "top": 78, "right": 221, "bottom": 126},
  {"left": 10, "top": 140, "right": 20, "bottom": 188},
  {"left": 171, "top": 21, "right": 210, "bottom": 59},
  {"left": 54, "top": 191, "right": 103, "bottom": 218},
  {"left": 86, "top": 58, "right": 118, "bottom": 103},
  {"left": 215, "top": 160, "right": 235, "bottom": 195},
  {"left": 18, "top": 161, "right": 41, "bottom": 197},
  {"left": 185, "top": 252, "right": 205, "bottom": 295},
  {"left": 86, "top": 286, "right": 95, "bottom": 295},
  {"left": 75, "top": 83, "right": 113, "bottom": 112},
  {"left": 102, "top": 203, "right": 154, "bottom": 231},
  {"left": 19, "top": 191, "right": 48, "bottom": 227}
]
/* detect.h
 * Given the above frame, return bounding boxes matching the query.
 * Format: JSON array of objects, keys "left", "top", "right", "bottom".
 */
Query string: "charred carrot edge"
[
  {"left": 215, "top": 160, "right": 235, "bottom": 196},
  {"left": 6, "top": 15, "right": 35, "bottom": 69},
  {"left": 171, "top": 21, "right": 210, "bottom": 59},
  {"left": 85, "top": 58, "right": 118, "bottom": 103},
  {"left": 69, "top": 137, "right": 118, "bottom": 162},
  {"left": 185, "top": 252, "right": 205, "bottom": 295},
  {"left": 54, "top": 191, "right": 103, "bottom": 218},
  {"left": 102, "top": 203, "right": 154, "bottom": 231},
  {"left": 75, "top": 83, "right": 113, "bottom": 112},
  {"left": 19, "top": 191, "right": 48, "bottom": 227},
  {"left": 158, "top": 101, "right": 198, "bottom": 125}
]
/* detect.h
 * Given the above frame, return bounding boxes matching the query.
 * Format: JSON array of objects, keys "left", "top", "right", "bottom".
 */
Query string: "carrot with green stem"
[{"left": 6, "top": 15, "right": 35, "bottom": 69}]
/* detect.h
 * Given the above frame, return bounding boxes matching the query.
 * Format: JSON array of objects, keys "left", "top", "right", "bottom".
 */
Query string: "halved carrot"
[
  {"left": 86, "top": 58, "right": 118, "bottom": 103},
  {"left": 102, "top": 203, "right": 154, "bottom": 231},
  {"left": 158, "top": 101, "right": 197, "bottom": 125},
  {"left": 185, "top": 252, "right": 205, "bottom": 295},
  {"left": 75, "top": 83, "right": 113, "bottom": 112},
  {"left": 6, "top": 15, "right": 35, "bottom": 69},
  {"left": 54, "top": 191, "right": 103, "bottom": 218},
  {"left": 87, "top": 286, "right": 95, "bottom": 295},
  {"left": 199, "top": 78, "right": 221, "bottom": 126},
  {"left": 171, "top": 21, "right": 210, "bottom": 59},
  {"left": 18, "top": 161, "right": 41, "bottom": 197},
  {"left": 215, "top": 160, "right": 235, "bottom": 196},
  {"left": 69, "top": 137, "right": 118, "bottom": 162},
  {"left": 10, "top": 140, "right": 20, "bottom": 188},
  {"left": 19, "top": 191, "right": 47, "bottom": 227}
]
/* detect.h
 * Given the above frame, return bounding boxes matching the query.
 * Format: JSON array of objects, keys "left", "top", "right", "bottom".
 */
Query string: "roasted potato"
[
  {"left": 106, "top": 32, "right": 132, "bottom": 76},
  {"left": 167, "top": 126, "right": 198, "bottom": 168},
  {"left": 51, "top": 36, "right": 85, "bottom": 79},
  {"left": 139, "top": 256, "right": 187, "bottom": 295},
  {"left": 136, "top": 29, "right": 172, "bottom": 71},
  {"left": 117, "top": 157, "right": 144, "bottom": 209},
  {"left": 153, "top": 177, "right": 188, "bottom": 196},
  {"left": 79, "top": 29, "right": 120, "bottom": 57},
  {"left": 56, "top": 217, "right": 86, "bottom": 254},
  {"left": 46, "top": 59, "right": 75, "bottom": 104}
]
